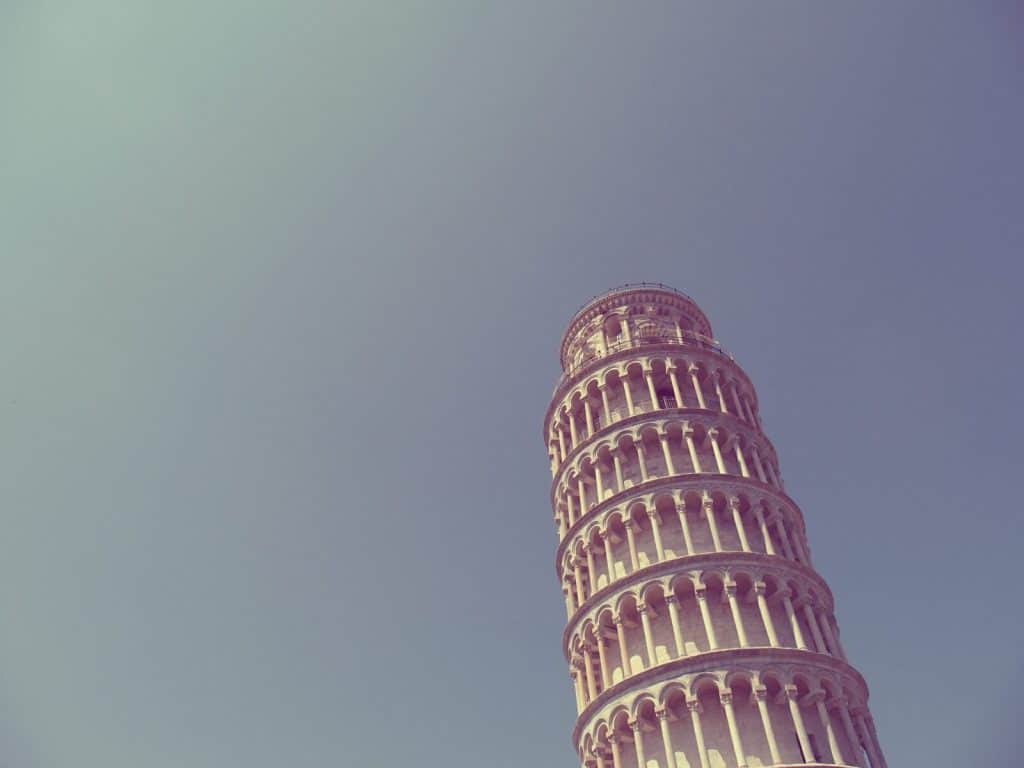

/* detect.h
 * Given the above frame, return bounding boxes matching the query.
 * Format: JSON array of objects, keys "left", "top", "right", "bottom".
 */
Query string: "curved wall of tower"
[{"left": 542, "top": 284, "right": 888, "bottom": 768}]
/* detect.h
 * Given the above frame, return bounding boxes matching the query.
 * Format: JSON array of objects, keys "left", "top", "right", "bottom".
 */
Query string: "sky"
[{"left": 1, "top": 3, "right": 1022, "bottom": 766}]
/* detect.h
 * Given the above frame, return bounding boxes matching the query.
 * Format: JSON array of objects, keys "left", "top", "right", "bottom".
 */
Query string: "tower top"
[{"left": 558, "top": 283, "right": 714, "bottom": 374}]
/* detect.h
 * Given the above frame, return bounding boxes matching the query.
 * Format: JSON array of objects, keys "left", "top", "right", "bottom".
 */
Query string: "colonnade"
[
  {"left": 547, "top": 351, "right": 763, "bottom": 473},
  {"left": 579, "top": 669, "right": 885, "bottom": 768},
  {"left": 559, "top": 490, "right": 811, "bottom": 608},
  {"left": 553, "top": 420, "right": 784, "bottom": 536},
  {"left": 567, "top": 566, "right": 846, "bottom": 711}
]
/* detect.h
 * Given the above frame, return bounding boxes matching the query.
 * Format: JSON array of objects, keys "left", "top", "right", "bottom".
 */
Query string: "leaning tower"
[{"left": 543, "top": 284, "right": 887, "bottom": 768}]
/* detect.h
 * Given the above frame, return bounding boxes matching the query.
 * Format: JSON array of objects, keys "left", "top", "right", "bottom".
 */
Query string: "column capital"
[
  {"left": 629, "top": 718, "right": 644, "bottom": 733},
  {"left": 727, "top": 494, "right": 743, "bottom": 512},
  {"left": 753, "top": 686, "right": 769, "bottom": 702},
  {"left": 724, "top": 583, "right": 738, "bottom": 598},
  {"left": 753, "top": 581, "right": 768, "bottom": 596},
  {"left": 701, "top": 493, "right": 714, "bottom": 511},
  {"left": 792, "top": 594, "right": 813, "bottom": 610},
  {"left": 784, "top": 684, "right": 800, "bottom": 701},
  {"left": 655, "top": 708, "right": 671, "bottom": 722},
  {"left": 623, "top": 519, "right": 636, "bottom": 531},
  {"left": 687, "top": 362, "right": 701, "bottom": 375},
  {"left": 686, "top": 699, "right": 702, "bottom": 714},
  {"left": 612, "top": 613, "right": 625, "bottom": 626},
  {"left": 664, "top": 593, "right": 679, "bottom": 605},
  {"left": 719, "top": 690, "right": 734, "bottom": 706}
]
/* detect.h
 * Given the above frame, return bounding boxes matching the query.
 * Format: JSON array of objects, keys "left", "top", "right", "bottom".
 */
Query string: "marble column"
[
  {"left": 688, "top": 365, "right": 707, "bottom": 409},
  {"left": 786, "top": 686, "right": 814, "bottom": 762},
  {"left": 754, "top": 581, "right": 779, "bottom": 647},
  {"left": 647, "top": 508, "right": 666, "bottom": 562},
  {"left": 657, "top": 709, "right": 678, "bottom": 768},
  {"left": 688, "top": 700, "right": 710, "bottom": 768},
  {"left": 729, "top": 496, "right": 752, "bottom": 552},
  {"left": 754, "top": 686, "right": 783, "bottom": 765},
  {"left": 721, "top": 691, "right": 748, "bottom": 768},
  {"left": 665, "top": 593, "right": 686, "bottom": 657},
  {"left": 695, "top": 587, "right": 718, "bottom": 650},
  {"left": 725, "top": 582, "right": 750, "bottom": 647}
]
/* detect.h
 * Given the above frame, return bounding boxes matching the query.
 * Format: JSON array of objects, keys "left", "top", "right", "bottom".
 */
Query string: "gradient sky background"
[{"left": 2, "top": 3, "right": 1022, "bottom": 767}]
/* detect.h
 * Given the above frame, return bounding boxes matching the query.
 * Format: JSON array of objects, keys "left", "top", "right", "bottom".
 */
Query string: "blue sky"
[{"left": 2, "top": 3, "right": 1022, "bottom": 766}]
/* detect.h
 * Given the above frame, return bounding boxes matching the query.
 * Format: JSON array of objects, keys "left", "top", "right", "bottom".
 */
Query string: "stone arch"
[
  {"left": 636, "top": 423, "right": 667, "bottom": 480},
  {"left": 638, "top": 580, "right": 674, "bottom": 666},
  {"left": 614, "top": 592, "right": 646, "bottom": 676},
  {"left": 602, "top": 510, "right": 629, "bottom": 581},
  {"left": 699, "top": 568, "right": 738, "bottom": 649},
  {"left": 728, "top": 569, "right": 766, "bottom": 648}
]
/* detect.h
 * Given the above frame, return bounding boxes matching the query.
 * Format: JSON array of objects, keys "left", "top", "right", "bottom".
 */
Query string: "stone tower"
[{"left": 543, "top": 284, "right": 887, "bottom": 768}]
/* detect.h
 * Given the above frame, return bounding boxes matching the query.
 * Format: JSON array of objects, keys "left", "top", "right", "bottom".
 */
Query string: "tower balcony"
[{"left": 554, "top": 329, "right": 734, "bottom": 397}]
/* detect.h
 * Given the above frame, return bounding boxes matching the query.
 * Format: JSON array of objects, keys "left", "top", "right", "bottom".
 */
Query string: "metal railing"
[{"left": 567, "top": 282, "right": 698, "bottom": 320}]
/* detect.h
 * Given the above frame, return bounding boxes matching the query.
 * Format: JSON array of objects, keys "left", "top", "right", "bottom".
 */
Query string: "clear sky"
[{"left": 2, "top": 3, "right": 1021, "bottom": 766}]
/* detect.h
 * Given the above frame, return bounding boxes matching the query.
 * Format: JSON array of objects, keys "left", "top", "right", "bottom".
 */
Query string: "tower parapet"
[{"left": 542, "top": 285, "right": 888, "bottom": 768}]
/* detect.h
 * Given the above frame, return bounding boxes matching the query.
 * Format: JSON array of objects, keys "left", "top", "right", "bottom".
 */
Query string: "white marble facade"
[{"left": 543, "top": 285, "right": 886, "bottom": 768}]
